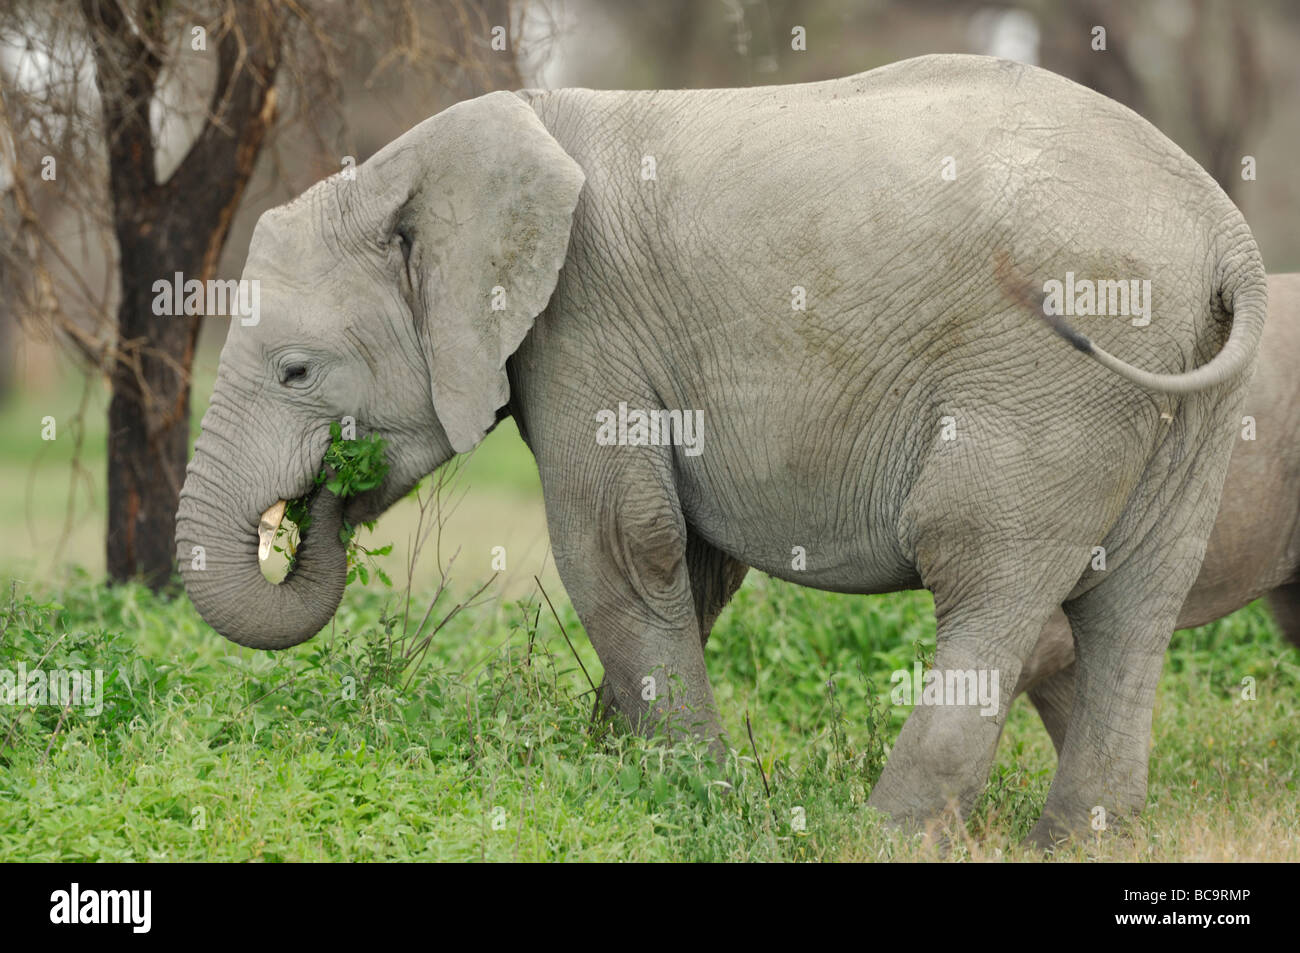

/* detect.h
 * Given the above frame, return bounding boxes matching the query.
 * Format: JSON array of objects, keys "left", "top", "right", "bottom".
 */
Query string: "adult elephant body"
[
  {"left": 176, "top": 55, "right": 1266, "bottom": 844},
  {"left": 1018, "top": 273, "right": 1300, "bottom": 749}
]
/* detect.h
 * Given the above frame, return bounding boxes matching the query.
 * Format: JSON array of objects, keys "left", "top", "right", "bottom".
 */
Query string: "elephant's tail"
[{"left": 1038, "top": 256, "right": 1267, "bottom": 395}]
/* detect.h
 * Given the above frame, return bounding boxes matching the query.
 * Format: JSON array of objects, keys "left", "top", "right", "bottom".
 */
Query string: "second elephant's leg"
[
  {"left": 1027, "top": 662, "right": 1075, "bottom": 756},
  {"left": 1265, "top": 582, "right": 1300, "bottom": 649},
  {"left": 1013, "top": 607, "right": 1079, "bottom": 757}
]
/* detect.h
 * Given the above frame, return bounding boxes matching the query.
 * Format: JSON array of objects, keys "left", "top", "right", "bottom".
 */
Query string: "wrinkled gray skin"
[
  {"left": 176, "top": 55, "right": 1268, "bottom": 845},
  {"left": 1016, "top": 273, "right": 1300, "bottom": 751}
]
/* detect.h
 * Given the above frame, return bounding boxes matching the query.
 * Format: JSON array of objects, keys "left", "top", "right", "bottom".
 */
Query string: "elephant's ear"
[{"left": 387, "top": 91, "right": 585, "bottom": 453}]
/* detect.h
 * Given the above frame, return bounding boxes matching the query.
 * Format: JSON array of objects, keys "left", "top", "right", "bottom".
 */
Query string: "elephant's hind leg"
[
  {"left": 1032, "top": 528, "right": 1211, "bottom": 847},
  {"left": 867, "top": 525, "right": 1089, "bottom": 829}
]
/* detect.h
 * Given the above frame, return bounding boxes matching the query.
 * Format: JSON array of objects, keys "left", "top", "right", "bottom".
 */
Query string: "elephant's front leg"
[{"left": 541, "top": 447, "right": 725, "bottom": 755}]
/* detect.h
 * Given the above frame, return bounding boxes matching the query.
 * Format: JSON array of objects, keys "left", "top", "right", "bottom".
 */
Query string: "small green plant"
[
  {"left": 320, "top": 419, "right": 390, "bottom": 500},
  {"left": 278, "top": 420, "right": 393, "bottom": 586}
]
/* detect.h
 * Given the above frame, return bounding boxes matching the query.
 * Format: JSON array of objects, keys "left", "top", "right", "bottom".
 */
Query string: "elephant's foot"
[
  {"left": 867, "top": 693, "right": 1001, "bottom": 833},
  {"left": 1026, "top": 785, "right": 1145, "bottom": 850},
  {"left": 1025, "top": 814, "right": 1076, "bottom": 851},
  {"left": 869, "top": 794, "right": 970, "bottom": 856},
  {"left": 593, "top": 673, "right": 728, "bottom": 764},
  {"left": 1033, "top": 708, "right": 1153, "bottom": 848},
  {"left": 1037, "top": 538, "right": 1189, "bottom": 850}
]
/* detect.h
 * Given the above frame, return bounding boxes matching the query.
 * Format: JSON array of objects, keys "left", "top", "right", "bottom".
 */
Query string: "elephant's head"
[{"left": 175, "top": 92, "right": 585, "bottom": 649}]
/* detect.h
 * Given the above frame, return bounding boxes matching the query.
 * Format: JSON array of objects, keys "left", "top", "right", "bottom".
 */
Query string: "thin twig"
[
  {"left": 745, "top": 709, "right": 771, "bottom": 799},
  {"left": 401, "top": 572, "right": 498, "bottom": 692},
  {"left": 533, "top": 575, "right": 598, "bottom": 702},
  {"left": 38, "top": 705, "right": 70, "bottom": 768}
]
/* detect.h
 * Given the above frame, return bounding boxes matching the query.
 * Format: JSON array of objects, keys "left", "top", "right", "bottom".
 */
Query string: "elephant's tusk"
[{"left": 258, "top": 500, "right": 288, "bottom": 564}]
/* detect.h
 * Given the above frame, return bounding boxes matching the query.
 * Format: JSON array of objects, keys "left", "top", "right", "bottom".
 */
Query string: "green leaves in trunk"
[
  {"left": 282, "top": 420, "right": 394, "bottom": 587},
  {"left": 320, "top": 420, "right": 390, "bottom": 499}
]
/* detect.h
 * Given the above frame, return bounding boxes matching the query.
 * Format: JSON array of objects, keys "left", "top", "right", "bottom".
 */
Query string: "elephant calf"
[
  {"left": 176, "top": 54, "right": 1267, "bottom": 845},
  {"left": 1015, "top": 272, "right": 1300, "bottom": 749}
]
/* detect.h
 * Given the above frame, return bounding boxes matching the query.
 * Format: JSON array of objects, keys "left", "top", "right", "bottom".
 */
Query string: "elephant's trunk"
[{"left": 175, "top": 421, "right": 347, "bottom": 650}]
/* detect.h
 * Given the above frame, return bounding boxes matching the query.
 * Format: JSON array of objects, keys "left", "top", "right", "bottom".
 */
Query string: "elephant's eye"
[{"left": 280, "top": 363, "right": 309, "bottom": 386}]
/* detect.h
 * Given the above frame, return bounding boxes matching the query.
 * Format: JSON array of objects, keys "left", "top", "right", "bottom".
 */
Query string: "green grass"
[{"left": 1, "top": 569, "right": 1296, "bottom": 861}]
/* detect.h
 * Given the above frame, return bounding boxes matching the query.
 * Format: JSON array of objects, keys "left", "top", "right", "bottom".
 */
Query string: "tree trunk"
[
  {"left": 82, "top": 0, "right": 282, "bottom": 588},
  {"left": 104, "top": 234, "right": 201, "bottom": 589}
]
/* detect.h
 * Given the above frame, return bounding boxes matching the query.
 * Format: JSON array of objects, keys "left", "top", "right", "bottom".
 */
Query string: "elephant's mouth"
[
  {"left": 256, "top": 463, "right": 388, "bottom": 584},
  {"left": 256, "top": 488, "right": 317, "bottom": 584}
]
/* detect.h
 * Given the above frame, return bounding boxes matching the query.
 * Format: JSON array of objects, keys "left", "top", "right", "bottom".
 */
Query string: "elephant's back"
[
  {"left": 537, "top": 57, "right": 1254, "bottom": 423},
  {"left": 534, "top": 54, "right": 1249, "bottom": 436},
  {"left": 538, "top": 54, "right": 1238, "bottom": 287}
]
